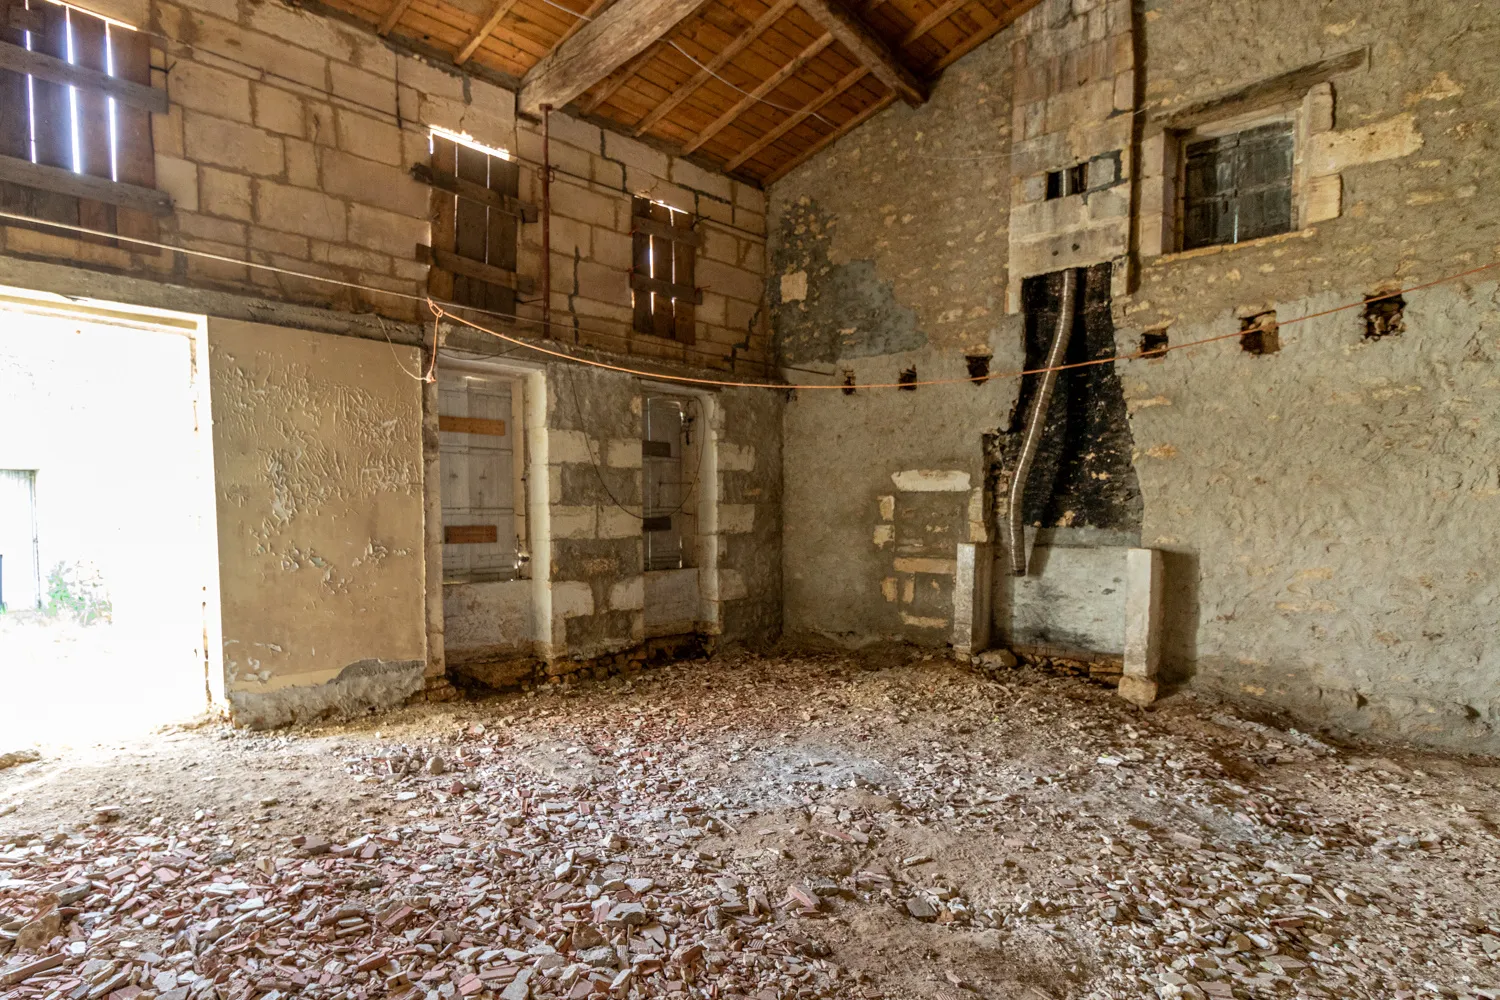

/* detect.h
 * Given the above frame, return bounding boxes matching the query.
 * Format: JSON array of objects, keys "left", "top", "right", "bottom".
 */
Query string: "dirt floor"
[{"left": 3, "top": 651, "right": 1500, "bottom": 1000}]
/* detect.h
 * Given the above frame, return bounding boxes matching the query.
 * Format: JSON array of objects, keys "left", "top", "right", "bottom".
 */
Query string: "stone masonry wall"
[
  {"left": 771, "top": 35, "right": 1018, "bottom": 646},
  {"left": 0, "top": 0, "right": 770, "bottom": 374},
  {"left": 1112, "top": 0, "right": 1500, "bottom": 751},
  {"left": 770, "top": 0, "right": 1500, "bottom": 752}
]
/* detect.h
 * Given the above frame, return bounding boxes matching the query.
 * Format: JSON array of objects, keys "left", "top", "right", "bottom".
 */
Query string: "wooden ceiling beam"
[
  {"left": 550, "top": 0, "right": 614, "bottom": 52},
  {"left": 797, "top": 0, "right": 926, "bottom": 106},
  {"left": 631, "top": 0, "right": 799, "bottom": 138},
  {"left": 681, "top": 32, "right": 833, "bottom": 155},
  {"left": 455, "top": 0, "right": 524, "bottom": 65},
  {"left": 764, "top": 89, "right": 893, "bottom": 183},
  {"left": 723, "top": 64, "right": 866, "bottom": 172},
  {"left": 377, "top": 0, "right": 416, "bottom": 36},
  {"left": 519, "top": 0, "right": 707, "bottom": 115}
]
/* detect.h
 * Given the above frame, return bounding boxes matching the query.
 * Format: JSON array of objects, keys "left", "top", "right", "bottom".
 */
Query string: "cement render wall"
[{"left": 209, "top": 317, "right": 429, "bottom": 728}]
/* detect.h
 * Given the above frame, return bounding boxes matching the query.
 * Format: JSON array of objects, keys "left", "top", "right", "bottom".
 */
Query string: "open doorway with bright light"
[{"left": 0, "top": 287, "right": 221, "bottom": 746}]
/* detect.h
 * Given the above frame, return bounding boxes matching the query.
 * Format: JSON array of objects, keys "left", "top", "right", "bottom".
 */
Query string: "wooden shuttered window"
[
  {"left": 1181, "top": 122, "right": 1294, "bottom": 251},
  {"left": 630, "top": 197, "right": 701, "bottom": 343},
  {"left": 0, "top": 0, "right": 163, "bottom": 245},
  {"left": 420, "top": 133, "right": 535, "bottom": 314}
]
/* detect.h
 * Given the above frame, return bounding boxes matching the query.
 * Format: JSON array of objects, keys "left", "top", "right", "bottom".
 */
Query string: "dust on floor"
[{"left": 2, "top": 652, "right": 1499, "bottom": 1000}]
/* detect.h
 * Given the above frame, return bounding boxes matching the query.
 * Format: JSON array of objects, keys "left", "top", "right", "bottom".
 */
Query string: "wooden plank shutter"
[
  {"left": 630, "top": 198, "right": 698, "bottom": 344},
  {"left": 672, "top": 212, "right": 695, "bottom": 344},
  {"left": 648, "top": 201, "right": 674, "bottom": 340},
  {"left": 631, "top": 195, "right": 654, "bottom": 335},
  {"left": 111, "top": 24, "right": 158, "bottom": 247},
  {"left": 72, "top": 13, "right": 116, "bottom": 244},
  {"left": 428, "top": 135, "right": 458, "bottom": 302},
  {"left": 22, "top": 2, "right": 79, "bottom": 228},
  {"left": 422, "top": 135, "right": 524, "bottom": 314}
]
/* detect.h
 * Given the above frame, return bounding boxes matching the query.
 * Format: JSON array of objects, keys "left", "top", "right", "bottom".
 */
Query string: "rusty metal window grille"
[{"left": 1182, "top": 122, "right": 1294, "bottom": 251}]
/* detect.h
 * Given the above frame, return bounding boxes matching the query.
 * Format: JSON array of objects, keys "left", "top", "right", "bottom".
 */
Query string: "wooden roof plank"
[
  {"left": 519, "top": 0, "right": 708, "bottom": 114},
  {"left": 722, "top": 63, "right": 865, "bottom": 170},
  {"left": 899, "top": 0, "right": 970, "bottom": 45},
  {"left": 577, "top": 38, "right": 667, "bottom": 114},
  {"left": 681, "top": 31, "right": 832, "bottom": 154},
  {"left": 456, "top": 0, "right": 525, "bottom": 64},
  {"left": 798, "top": 0, "right": 925, "bottom": 105},
  {"left": 633, "top": 0, "right": 798, "bottom": 137},
  {"left": 764, "top": 88, "right": 893, "bottom": 182},
  {"left": 378, "top": 0, "right": 418, "bottom": 35}
]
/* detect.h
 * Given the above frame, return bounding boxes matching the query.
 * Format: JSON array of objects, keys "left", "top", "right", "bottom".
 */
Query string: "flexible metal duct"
[{"left": 1007, "top": 267, "right": 1077, "bottom": 577}]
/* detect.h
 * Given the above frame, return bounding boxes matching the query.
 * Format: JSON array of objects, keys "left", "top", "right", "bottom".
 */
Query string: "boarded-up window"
[
  {"left": 630, "top": 198, "right": 700, "bottom": 342},
  {"left": 439, "top": 371, "right": 526, "bottom": 583},
  {"left": 1182, "top": 122, "right": 1294, "bottom": 251},
  {"left": 424, "top": 133, "right": 529, "bottom": 315},
  {"left": 0, "top": 0, "right": 161, "bottom": 243},
  {"left": 642, "top": 396, "right": 696, "bottom": 571}
]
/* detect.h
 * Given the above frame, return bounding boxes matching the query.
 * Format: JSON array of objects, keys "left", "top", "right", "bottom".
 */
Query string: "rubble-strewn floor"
[{"left": 4, "top": 652, "right": 1500, "bottom": 1000}]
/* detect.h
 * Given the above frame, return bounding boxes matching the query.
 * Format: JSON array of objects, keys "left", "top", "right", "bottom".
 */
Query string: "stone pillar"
[
  {"left": 952, "top": 542, "right": 993, "bottom": 655},
  {"left": 1118, "top": 547, "right": 1162, "bottom": 706}
]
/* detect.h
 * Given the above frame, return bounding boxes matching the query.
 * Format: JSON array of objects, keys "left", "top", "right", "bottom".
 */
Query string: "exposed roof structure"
[{"left": 319, "top": 0, "right": 1040, "bottom": 183}]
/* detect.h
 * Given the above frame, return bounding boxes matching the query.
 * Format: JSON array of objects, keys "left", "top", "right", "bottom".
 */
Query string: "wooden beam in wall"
[
  {"left": 797, "top": 0, "right": 926, "bottom": 106},
  {"left": 518, "top": 0, "right": 707, "bottom": 115},
  {"left": 723, "top": 64, "right": 866, "bottom": 171},
  {"left": 455, "top": 0, "right": 525, "bottom": 66},
  {"left": 631, "top": 0, "right": 799, "bottom": 137},
  {"left": 682, "top": 32, "right": 833, "bottom": 154},
  {"left": 763, "top": 90, "right": 893, "bottom": 184}
]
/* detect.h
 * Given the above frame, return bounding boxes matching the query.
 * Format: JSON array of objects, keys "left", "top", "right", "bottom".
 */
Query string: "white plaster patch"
[
  {"left": 891, "top": 469, "right": 972, "bottom": 492},
  {"left": 781, "top": 270, "right": 808, "bottom": 303},
  {"left": 608, "top": 576, "right": 644, "bottom": 611},
  {"left": 551, "top": 581, "right": 593, "bottom": 618},
  {"left": 718, "top": 568, "right": 748, "bottom": 602}
]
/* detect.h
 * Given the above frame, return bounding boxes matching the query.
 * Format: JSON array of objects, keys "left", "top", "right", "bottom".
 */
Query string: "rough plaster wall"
[
  {"left": 1116, "top": 0, "right": 1500, "bottom": 749},
  {"left": 770, "top": 38, "right": 1022, "bottom": 644},
  {"left": 1124, "top": 284, "right": 1500, "bottom": 751},
  {"left": 209, "top": 318, "right": 426, "bottom": 727},
  {"left": 715, "top": 387, "right": 783, "bottom": 644}
]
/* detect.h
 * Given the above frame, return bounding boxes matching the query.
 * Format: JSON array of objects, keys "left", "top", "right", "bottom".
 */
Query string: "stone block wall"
[
  {"left": 0, "top": 0, "right": 770, "bottom": 374},
  {"left": 1006, "top": 0, "right": 1134, "bottom": 310}
]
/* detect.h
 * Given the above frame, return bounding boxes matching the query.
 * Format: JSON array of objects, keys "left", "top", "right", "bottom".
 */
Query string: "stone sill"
[{"left": 1149, "top": 226, "right": 1319, "bottom": 265}]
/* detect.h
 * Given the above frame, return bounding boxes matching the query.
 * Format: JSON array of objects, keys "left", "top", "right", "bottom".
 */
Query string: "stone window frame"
[{"left": 1139, "top": 80, "right": 1341, "bottom": 260}]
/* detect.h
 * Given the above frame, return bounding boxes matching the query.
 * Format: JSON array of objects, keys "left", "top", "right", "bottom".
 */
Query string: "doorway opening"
[
  {"left": 0, "top": 288, "right": 221, "bottom": 744},
  {"left": 642, "top": 392, "right": 705, "bottom": 638}
]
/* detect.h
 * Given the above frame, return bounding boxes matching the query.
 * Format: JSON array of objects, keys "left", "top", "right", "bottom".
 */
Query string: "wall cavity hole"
[
  {"left": 898, "top": 368, "right": 917, "bottom": 390},
  {"left": 1363, "top": 292, "right": 1406, "bottom": 341},
  {"left": 1140, "top": 328, "right": 1169, "bottom": 359},
  {"left": 965, "top": 354, "right": 990, "bottom": 383},
  {"left": 1239, "top": 311, "right": 1280, "bottom": 355},
  {"left": 841, "top": 369, "right": 857, "bottom": 395}
]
